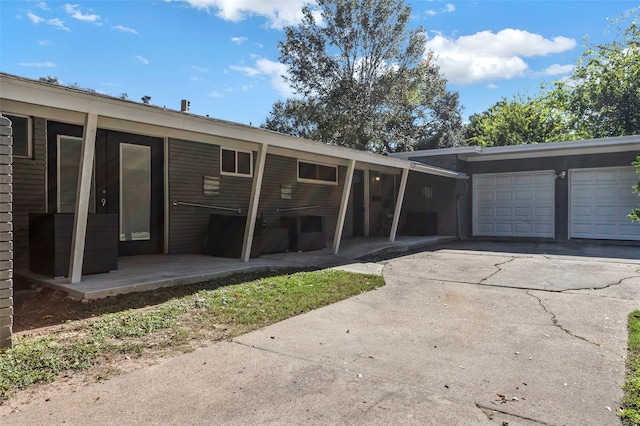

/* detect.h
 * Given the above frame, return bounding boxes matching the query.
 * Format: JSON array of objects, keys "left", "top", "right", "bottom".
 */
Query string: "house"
[
  {"left": 391, "top": 137, "right": 640, "bottom": 242},
  {"left": 0, "top": 72, "right": 466, "bottom": 348}
]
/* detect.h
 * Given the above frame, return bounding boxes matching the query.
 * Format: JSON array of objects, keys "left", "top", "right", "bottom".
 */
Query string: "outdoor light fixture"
[{"left": 554, "top": 171, "right": 567, "bottom": 179}]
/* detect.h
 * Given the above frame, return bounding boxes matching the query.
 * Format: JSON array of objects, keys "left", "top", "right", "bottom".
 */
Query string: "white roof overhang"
[{"left": 1, "top": 73, "right": 467, "bottom": 179}]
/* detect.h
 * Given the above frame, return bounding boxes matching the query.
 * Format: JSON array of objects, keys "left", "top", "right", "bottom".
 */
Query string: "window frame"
[
  {"left": 220, "top": 147, "right": 253, "bottom": 178},
  {"left": 2, "top": 112, "right": 32, "bottom": 158},
  {"left": 297, "top": 160, "right": 339, "bottom": 186}
]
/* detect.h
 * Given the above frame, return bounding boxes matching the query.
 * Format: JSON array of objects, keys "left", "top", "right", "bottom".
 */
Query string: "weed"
[{"left": 621, "top": 310, "right": 640, "bottom": 425}]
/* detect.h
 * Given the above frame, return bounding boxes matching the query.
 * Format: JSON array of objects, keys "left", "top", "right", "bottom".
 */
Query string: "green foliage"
[
  {"left": 465, "top": 8, "right": 640, "bottom": 146},
  {"left": 630, "top": 156, "right": 640, "bottom": 223},
  {"left": 563, "top": 9, "right": 640, "bottom": 138},
  {"left": 464, "top": 92, "right": 584, "bottom": 147},
  {"left": 621, "top": 310, "right": 640, "bottom": 424},
  {"left": 262, "top": 0, "right": 464, "bottom": 153},
  {"left": 0, "top": 270, "right": 384, "bottom": 400}
]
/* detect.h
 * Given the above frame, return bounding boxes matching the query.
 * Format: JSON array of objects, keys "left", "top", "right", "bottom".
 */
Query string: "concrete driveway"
[{"left": 4, "top": 241, "right": 640, "bottom": 425}]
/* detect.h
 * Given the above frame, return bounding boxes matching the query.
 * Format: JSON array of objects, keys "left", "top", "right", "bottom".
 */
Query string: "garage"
[
  {"left": 570, "top": 166, "right": 640, "bottom": 240},
  {"left": 473, "top": 171, "right": 555, "bottom": 237}
]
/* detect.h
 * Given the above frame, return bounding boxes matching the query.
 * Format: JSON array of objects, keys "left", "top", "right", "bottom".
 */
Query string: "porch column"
[
  {"left": 332, "top": 159, "right": 356, "bottom": 255},
  {"left": 363, "top": 169, "right": 370, "bottom": 237},
  {"left": 389, "top": 167, "right": 409, "bottom": 242},
  {"left": 241, "top": 142, "right": 267, "bottom": 262},
  {"left": 69, "top": 113, "right": 98, "bottom": 283}
]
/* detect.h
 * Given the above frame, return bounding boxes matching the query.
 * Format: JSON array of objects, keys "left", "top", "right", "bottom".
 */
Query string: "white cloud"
[
  {"left": 229, "top": 65, "right": 261, "bottom": 77},
  {"left": 64, "top": 4, "right": 100, "bottom": 22},
  {"left": 444, "top": 3, "right": 455, "bottom": 13},
  {"left": 487, "top": 83, "right": 498, "bottom": 89},
  {"left": 208, "top": 90, "right": 223, "bottom": 98},
  {"left": 113, "top": 25, "right": 139, "bottom": 35},
  {"left": 425, "top": 29, "right": 576, "bottom": 84},
  {"left": 192, "top": 65, "right": 209, "bottom": 73},
  {"left": 35, "top": 2, "right": 50, "bottom": 11},
  {"left": 229, "top": 58, "right": 292, "bottom": 97},
  {"left": 135, "top": 55, "right": 149, "bottom": 64},
  {"left": 37, "top": 40, "right": 51, "bottom": 46},
  {"left": 180, "top": 0, "right": 307, "bottom": 28},
  {"left": 542, "top": 63, "right": 574, "bottom": 76},
  {"left": 231, "top": 36, "right": 248, "bottom": 45},
  {"left": 26, "top": 12, "right": 44, "bottom": 24},
  {"left": 19, "top": 61, "right": 56, "bottom": 68},
  {"left": 47, "top": 18, "right": 70, "bottom": 31}
]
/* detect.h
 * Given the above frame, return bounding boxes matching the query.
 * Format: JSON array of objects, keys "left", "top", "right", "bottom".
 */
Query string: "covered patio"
[{"left": 17, "top": 236, "right": 453, "bottom": 301}]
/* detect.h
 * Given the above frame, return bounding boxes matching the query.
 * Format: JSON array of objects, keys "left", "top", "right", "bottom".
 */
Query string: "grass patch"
[
  {"left": 0, "top": 269, "right": 383, "bottom": 400},
  {"left": 621, "top": 310, "right": 640, "bottom": 424}
]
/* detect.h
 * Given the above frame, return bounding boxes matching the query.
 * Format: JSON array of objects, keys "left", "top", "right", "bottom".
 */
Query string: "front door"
[{"left": 96, "top": 130, "right": 164, "bottom": 256}]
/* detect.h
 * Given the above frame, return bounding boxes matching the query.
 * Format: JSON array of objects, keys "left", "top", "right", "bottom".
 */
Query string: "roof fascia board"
[{"left": 464, "top": 142, "right": 640, "bottom": 162}]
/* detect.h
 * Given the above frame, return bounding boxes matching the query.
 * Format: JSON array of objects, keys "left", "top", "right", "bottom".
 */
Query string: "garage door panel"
[
  {"left": 570, "top": 166, "right": 640, "bottom": 241},
  {"left": 474, "top": 171, "right": 555, "bottom": 238}
]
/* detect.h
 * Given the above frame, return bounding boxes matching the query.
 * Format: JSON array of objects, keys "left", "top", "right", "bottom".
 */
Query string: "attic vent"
[{"left": 141, "top": 95, "right": 151, "bottom": 104}]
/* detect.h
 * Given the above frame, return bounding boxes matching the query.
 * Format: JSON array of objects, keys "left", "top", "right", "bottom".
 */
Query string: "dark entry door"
[
  {"left": 352, "top": 170, "right": 365, "bottom": 237},
  {"left": 96, "top": 130, "right": 164, "bottom": 256}
]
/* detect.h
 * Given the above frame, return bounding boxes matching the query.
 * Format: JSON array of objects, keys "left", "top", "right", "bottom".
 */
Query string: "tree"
[
  {"left": 262, "top": 0, "right": 464, "bottom": 153},
  {"left": 559, "top": 8, "right": 640, "bottom": 138},
  {"left": 464, "top": 92, "right": 583, "bottom": 147},
  {"left": 464, "top": 8, "right": 639, "bottom": 146}
]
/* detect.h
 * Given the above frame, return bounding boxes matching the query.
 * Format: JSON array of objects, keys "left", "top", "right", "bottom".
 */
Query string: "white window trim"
[
  {"left": 2, "top": 112, "right": 32, "bottom": 158},
  {"left": 220, "top": 147, "right": 253, "bottom": 178},
  {"left": 297, "top": 160, "right": 339, "bottom": 186}
]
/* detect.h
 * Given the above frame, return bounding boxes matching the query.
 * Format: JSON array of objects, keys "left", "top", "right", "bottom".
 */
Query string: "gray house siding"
[
  {"left": 400, "top": 173, "right": 459, "bottom": 237},
  {"left": 168, "top": 145, "right": 349, "bottom": 255},
  {"left": 259, "top": 154, "right": 347, "bottom": 244},
  {"left": 466, "top": 150, "right": 639, "bottom": 239},
  {"left": 168, "top": 139, "right": 252, "bottom": 254},
  {"left": 13, "top": 117, "right": 46, "bottom": 270}
]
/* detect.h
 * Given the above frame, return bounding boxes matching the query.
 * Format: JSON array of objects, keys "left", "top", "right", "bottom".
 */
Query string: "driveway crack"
[
  {"left": 476, "top": 402, "right": 556, "bottom": 425},
  {"left": 527, "top": 291, "right": 601, "bottom": 348},
  {"left": 479, "top": 257, "right": 516, "bottom": 285}
]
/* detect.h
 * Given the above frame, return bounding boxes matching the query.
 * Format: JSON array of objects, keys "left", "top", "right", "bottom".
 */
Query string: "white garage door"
[
  {"left": 570, "top": 166, "right": 640, "bottom": 240},
  {"left": 473, "top": 171, "right": 555, "bottom": 237}
]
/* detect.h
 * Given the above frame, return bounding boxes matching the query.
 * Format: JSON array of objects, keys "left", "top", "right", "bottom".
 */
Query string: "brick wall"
[{"left": 0, "top": 114, "right": 13, "bottom": 349}]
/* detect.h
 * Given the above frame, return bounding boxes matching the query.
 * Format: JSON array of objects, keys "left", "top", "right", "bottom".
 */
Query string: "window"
[
  {"left": 220, "top": 148, "right": 253, "bottom": 177},
  {"left": 57, "top": 136, "right": 95, "bottom": 213},
  {"left": 3, "top": 113, "right": 31, "bottom": 158},
  {"left": 297, "top": 161, "right": 338, "bottom": 185}
]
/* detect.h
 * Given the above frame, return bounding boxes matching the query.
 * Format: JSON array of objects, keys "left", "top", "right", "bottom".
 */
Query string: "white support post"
[
  {"left": 363, "top": 169, "right": 370, "bottom": 237},
  {"left": 332, "top": 159, "right": 356, "bottom": 255},
  {"left": 69, "top": 113, "right": 98, "bottom": 283},
  {"left": 389, "top": 167, "right": 409, "bottom": 242},
  {"left": 241, "top": 143, "right": 267, "bottom": 262}
]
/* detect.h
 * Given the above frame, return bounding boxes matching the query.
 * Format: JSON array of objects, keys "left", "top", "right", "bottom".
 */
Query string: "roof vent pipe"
[{"left": 141, "top": 95, "right": 151, "bottom": 104}]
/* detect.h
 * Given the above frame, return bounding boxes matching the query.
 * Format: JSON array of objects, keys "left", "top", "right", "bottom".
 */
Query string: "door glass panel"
[
  {"left": 57, "top": 136, "right": 95, "bottom": 213},
  {"left": 120, "top": 143, "right": 151, "bottom": 241}
]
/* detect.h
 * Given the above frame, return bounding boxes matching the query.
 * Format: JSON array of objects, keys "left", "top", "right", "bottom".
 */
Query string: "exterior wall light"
[{"left": 554, "top": 171, "right": 567, "bottom": 179}]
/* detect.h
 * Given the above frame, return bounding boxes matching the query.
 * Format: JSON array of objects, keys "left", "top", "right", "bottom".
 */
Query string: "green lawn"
[{"left": 621, "top": 310, "right": 640, "bottom": 425}]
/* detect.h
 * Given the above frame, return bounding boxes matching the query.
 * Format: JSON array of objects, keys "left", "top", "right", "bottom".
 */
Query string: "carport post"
[
  {"left": 332, "top": 159, "right": 356, "bottom": 255},
  {"left": 389, "top": 167, "right": 409, "bottom": 242},
  {"left": 241, "top": 142, "right": 267, "bottom": 262},
  {"left": 69, "top": 113, "right": 98, "bottom": 284}
]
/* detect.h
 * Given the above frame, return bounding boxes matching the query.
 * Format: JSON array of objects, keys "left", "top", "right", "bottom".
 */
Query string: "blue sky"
[{"left": 1, "top": 0, "right": 637, "bottom": 126}]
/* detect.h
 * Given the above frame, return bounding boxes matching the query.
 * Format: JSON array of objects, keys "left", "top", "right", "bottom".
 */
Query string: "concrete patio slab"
[{"left": 17, "top": 236, "right": 453, "bottom": 300}]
